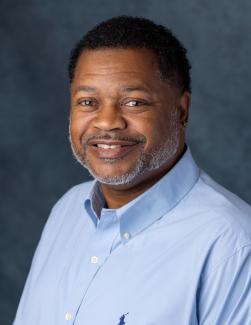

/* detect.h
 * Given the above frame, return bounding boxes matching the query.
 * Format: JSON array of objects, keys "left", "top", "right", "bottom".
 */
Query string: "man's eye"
[
  {"left": 125, "top": 100, "right": 144, "bottom": 107},
  {"left": 79, "top": 99, "right": 94, "bottom": 106}
]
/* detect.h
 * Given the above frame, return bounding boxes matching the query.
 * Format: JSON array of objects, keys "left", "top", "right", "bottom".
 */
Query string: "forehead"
[{"left": 73, "top": 48, "right": 161, "bottom": 82}]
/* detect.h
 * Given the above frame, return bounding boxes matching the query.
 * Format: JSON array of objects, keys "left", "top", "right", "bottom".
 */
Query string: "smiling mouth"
[
  {"left": 88, "top": 140, "right": 139, "bottom": 159},
  {"left": 95, "top": 144, "right": 130, "bottom": 149}
]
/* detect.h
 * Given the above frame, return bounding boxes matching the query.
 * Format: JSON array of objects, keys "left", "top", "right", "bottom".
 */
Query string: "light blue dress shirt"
[{"left": 14, "top": 148, "right": 251, "bottom": 324}]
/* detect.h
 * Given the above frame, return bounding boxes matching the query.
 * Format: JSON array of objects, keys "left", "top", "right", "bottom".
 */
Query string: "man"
[{"left": 14, "top": 16, "right": 251, "bottom": 324}]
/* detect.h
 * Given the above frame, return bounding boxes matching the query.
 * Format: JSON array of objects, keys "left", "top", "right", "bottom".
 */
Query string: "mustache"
[{"left": 82, "top": 133, "right": 147, "bottom": 145}]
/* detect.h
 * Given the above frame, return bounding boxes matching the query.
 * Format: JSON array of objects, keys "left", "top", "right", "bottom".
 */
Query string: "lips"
[
  {"left": 96, "top": 144, "right": 125, "bottom": 149},
  {"left": 87, "top": 139, "right": 139, "bottom": 159}
]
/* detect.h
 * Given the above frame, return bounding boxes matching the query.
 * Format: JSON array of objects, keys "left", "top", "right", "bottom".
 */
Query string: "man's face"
[{"left": 70, "top": 48, "right": 189, "bottom": 188}]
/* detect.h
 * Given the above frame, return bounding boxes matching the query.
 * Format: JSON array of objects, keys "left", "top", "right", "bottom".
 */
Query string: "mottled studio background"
[{"left": 1, "top": 0, "right": 251, "bottom": 323}]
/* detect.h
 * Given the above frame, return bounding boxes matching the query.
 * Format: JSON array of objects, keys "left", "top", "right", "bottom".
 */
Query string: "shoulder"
[
  {"left": 187, "top": 169, "right": 251, "bottom": 275},
  {"left": 175, "top": 168, "right": 251, "bottom": 241},
  {"left": 196, "top": 170, "right": 251, "bottom": 237}
]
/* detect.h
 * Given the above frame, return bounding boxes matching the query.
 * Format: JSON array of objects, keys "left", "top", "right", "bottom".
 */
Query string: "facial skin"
[{"left": 70, "top": 48, "right": 190, "bottom": 208}]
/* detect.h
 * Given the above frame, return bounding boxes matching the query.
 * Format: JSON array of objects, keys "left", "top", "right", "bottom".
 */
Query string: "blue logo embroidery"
[{"left": 117, "top": 312, "right": 129, "bottom": 325}]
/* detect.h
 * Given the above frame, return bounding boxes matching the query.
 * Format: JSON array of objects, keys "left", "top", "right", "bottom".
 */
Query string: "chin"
[{"left": 86, "top": 162, "right": 144, "bottom": 185}]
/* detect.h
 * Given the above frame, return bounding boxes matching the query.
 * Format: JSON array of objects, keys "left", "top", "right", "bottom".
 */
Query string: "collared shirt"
[{"left": 14, "top": 148, "right": 251, "bottom": 325}]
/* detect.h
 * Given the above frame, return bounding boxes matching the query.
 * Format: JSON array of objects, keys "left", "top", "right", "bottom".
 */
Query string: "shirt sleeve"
[{"left": 198, "top": 245, "right": 251, "bottom": 324}]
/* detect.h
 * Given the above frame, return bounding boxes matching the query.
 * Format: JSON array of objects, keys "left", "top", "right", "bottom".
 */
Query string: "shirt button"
[
  {"left": 65, "top": 312, "right": 72, "bottom": 321},
  {"left": 91, "top": 255, "right": 99, "bottom": 264},
  {"left": 123, "top": 232, "right": 131, "bottom": 240}
]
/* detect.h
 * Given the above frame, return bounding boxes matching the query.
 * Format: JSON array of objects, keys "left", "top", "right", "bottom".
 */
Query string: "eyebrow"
[
  {"left": 121, "top": 86, "right": 151, "bottom": 94},
  {"left": 73, "top": 85, "right": 152, "bottom": 95},
  {"left": 73, "top": 85, "right": 97, "bottom": 94}
]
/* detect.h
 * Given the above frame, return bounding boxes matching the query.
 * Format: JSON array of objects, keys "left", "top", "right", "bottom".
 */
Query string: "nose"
[{"left": 93, "top": 103, "right": 127, "bottom": 131}]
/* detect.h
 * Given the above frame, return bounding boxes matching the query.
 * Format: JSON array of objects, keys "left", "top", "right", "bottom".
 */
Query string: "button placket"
[{"left": 66, "top": 211, "right": 120, "bottom": 321}]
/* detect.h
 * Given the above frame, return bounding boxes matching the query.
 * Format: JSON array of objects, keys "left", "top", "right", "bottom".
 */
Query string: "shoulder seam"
[{"left": 201, "top": 244, "right": 251, "bottom": 283}]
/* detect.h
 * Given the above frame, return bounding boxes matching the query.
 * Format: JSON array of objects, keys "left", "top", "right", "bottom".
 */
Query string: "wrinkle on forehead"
[
  {"left": 74, "top": 48, "right": 160, "bottom": 79},
  {"left": 75, "top": 71, "right": 157, "bottom": 78},
  {"left": 74, "top": 66, "right": 162, "bottom": 82}
]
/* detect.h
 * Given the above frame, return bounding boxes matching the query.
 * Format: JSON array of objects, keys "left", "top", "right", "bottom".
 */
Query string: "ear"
[{"left": 178, "top": 91, "right": 191, "bottom": 125}]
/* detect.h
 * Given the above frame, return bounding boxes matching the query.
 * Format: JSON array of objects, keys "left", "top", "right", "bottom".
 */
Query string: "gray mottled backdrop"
[{"left": 1, "top": 0, "right": 251, "bottom": 323}]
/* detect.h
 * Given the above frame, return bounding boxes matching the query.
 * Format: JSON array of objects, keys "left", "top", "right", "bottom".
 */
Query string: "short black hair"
[{"left": 68, "top": 16, "right": 191, "bottom": 92}]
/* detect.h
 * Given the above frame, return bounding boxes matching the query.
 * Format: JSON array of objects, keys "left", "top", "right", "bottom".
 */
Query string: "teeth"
[{"left": 97, "top": 144, "right": 122, "bottom": 149}]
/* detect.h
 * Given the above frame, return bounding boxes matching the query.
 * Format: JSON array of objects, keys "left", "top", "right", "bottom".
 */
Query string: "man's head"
[
  {"left": 69, "top": 16, "right": 191, "bottom": 189},
  {"left": 68, "top": 16, "right": 191, "bottom": 92}
]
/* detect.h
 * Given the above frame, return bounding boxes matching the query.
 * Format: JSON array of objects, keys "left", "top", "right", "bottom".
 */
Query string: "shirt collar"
[
  {"left": 84, "top": 181, "right": 106, "bottom": 226},
  {"left": 84, "top": 147, "right": 200, "bottom": 240}
]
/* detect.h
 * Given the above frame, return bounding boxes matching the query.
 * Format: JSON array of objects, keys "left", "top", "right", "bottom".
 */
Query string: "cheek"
[
  {"left": 146, "top": 118, "right": 175, "bottom": 149},
  {"left": 70, "top": 112, "right": 90, "bottom": 141},
  {"left": 130, "top": 116, "right": 165, "bottom": 147}
]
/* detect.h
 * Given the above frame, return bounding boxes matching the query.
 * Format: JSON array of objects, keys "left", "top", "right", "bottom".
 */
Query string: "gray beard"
[{"left": 69, "top": 109, "right": 180, "bottom": 185}]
